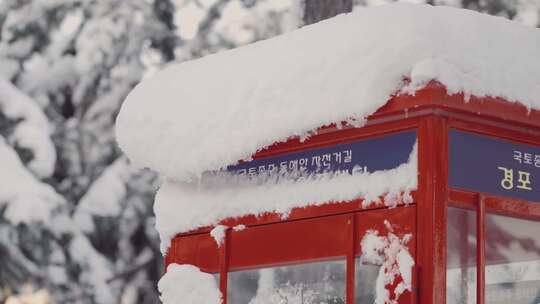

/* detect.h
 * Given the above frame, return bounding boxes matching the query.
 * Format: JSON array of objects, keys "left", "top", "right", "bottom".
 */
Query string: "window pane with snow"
[
  {"left": 227, "top": 260, "right": 346, "bottom": 304},
  {"left": 485, "top": 213, "right": 540, "bottom": 304},
  {"left": 447, "top": 207, "right": 477, "bottom": 304},
  {"left": 354, "top": 259, "right": 380, "bottom": 303}
]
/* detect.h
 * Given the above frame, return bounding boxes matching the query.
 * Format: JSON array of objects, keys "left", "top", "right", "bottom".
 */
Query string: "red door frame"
[{"left": 165, "top": 83, "right": 540, "bottom": 304}]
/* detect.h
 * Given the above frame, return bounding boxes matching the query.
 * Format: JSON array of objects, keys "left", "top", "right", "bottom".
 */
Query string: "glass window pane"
[
  {"left": 227, "top": 260, "right": 346, "bottom": 304},
  {"left": 354, "top": 259, "right": 380, "bottom": 303},
  {"left": 447, "top": 207, "right": 477, "bottom": 304},
  {"left": 485, "top": 213, "right": 540, "bottom": 304}
]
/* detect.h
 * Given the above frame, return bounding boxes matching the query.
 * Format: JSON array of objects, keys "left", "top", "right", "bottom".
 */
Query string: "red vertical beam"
[
  {"left": 346, "top": 214, "right": 357, "bottom": 304},
  {"left": 220, "top": 228, "right": 230, "bottom": 304},
  {"left": 476, "top": 195, "right": 486, "bottom": 304},
  {"left": 417, "top": 114, "right": 448, "bottom": 304}
]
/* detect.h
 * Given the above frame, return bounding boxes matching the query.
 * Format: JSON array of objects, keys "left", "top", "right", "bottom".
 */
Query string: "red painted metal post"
[
  {"left": 346, "top": 214, "right": 356, "bottom": 304},
  {"left": 417, "top": 115, "right": 448, "bottom": 304},
  {"left": 476, "top": 195, "right": 486, "bottom": 304},
  {"left": 220, "top": 228, "right": 230, "bottom": 304}
]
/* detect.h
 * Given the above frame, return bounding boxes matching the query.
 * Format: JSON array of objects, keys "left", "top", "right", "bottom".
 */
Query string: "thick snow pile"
[
  {"left": 158, "top": 264, "right": 222, "bottom": 304},
  {"left": 116, "top": 3, "right": 540, "bottom": 182},
  {"left": 156, "top": 144, "right": 417, "bottom": 252},
  {"left": 210, "top": 225, "right": 228, "bottom": 246},
  {"left": 360, "top": 222, "right": 414, "bottom": 304}
]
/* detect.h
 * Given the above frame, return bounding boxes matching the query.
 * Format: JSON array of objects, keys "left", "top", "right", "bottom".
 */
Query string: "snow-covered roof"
[{"left": 116, "top": 3, "right": 540, "bottom": 182}]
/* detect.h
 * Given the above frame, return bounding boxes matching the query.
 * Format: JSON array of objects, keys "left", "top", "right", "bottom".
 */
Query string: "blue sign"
[
  {"left": 449, "top": 130, "right": 540, "bottom": 202},
  {"left": 227, "top": 131, "right": 417, "bottom": 178}
]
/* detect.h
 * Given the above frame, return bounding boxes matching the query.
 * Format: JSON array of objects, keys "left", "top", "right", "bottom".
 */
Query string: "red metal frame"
[
  {"left": 347, "top": 214, "right": 356, "bottom": 303},
  {"left": 165, "top": 82, "right": 540, "bottom": 304},
  {"left": 416, "top": 115, "right": 448, "bottom": 304},
  {"left": 220, "top": 229, "right": 230, "bottom": 304},
  {"left": 477, "top": 195, "right": 486, "bottom": 304}
]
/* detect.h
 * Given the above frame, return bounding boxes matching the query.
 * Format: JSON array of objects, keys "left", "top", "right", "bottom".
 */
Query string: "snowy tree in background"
[
  {"left": 0, "top": 0, "right": 299, "bottom": 303},
  {"left": 173, "top": 0, "right": 301, "bottom": 60},
  {"left": 0, "top": 0, "right": 538, "bottom": 303},
  {"left": 354, "top": 0, "right": 540, "bottom": 27},
  {"left": 0, "top": 1, "right": 175, "bottom": 303},
  {"left": 303, "top": 0, "right": 352, "bottom": 25}
]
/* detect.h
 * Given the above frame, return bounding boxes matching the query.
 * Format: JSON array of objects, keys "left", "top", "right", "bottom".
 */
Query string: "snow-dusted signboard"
[
  {"left": 155, "top": 142, "right": 417, "bottom": 251},
  {"left": 227, "top": 131, "right": 416, "bottom": 178}
]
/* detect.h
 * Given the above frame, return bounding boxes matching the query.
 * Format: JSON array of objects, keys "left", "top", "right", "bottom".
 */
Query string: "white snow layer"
[
  {"left": 116, "top": 3, "right": 540, "bottom": 182},
  {"left": 210, "top": 224, "right": 228, "bottom": 247},
  {"left": 158, "top": 264, "right": 222, "bottom": 304},
  {"left": 156, "top": 144, "right": 417, "bottom": 252}
]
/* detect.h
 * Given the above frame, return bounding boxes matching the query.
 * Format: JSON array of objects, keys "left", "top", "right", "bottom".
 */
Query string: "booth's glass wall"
[
  {"left": 227, "top": 260, "right": 346, "bottom": 304},
  {"left": 485, "top": 213, "right": 540, "bottom": 304},
  {"left": 354, "top": 259, "right": 380, "bottom": 303},
  {"left": 447, "top": 207, "right": 477, "bottom": 304}
]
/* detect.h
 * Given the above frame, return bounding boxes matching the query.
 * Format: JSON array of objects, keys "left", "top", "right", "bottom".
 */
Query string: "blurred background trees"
[
  {"left": 0, "top": 0, "right": 537, "bottom": 303},
  {"left": 303, "top": 0, "right": 352, "bottom": 24}
]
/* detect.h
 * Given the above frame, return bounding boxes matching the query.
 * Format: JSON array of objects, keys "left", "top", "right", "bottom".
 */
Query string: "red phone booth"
[
  {"left": 163, "top": 82, "right": 540, "bottom": 304},
  {"left": 112, "top": 4, "right": 540, "bottom": 304}
]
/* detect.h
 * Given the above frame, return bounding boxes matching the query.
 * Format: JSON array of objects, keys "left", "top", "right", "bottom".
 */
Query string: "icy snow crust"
[{"left": 117, "top": 3, "right": 540, "bottom": 182}]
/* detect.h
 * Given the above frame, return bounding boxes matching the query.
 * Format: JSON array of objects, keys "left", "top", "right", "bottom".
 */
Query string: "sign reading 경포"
[{"left": 449, "top": 130, "right": 540, "bottom": 202}]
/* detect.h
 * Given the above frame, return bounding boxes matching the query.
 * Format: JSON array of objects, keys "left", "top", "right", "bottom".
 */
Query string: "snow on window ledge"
[
  {"left": 156, "top": 144, "right": 417, "bottom": 253},
  {"left": 158, "top": 264, "right": 222, "bottom": 304},
  {"left": 210, "top": 225, "right": 228, "bottom": 246},
  {"left": 233, "top": 224, "right": 246, "bottom": 232}
]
